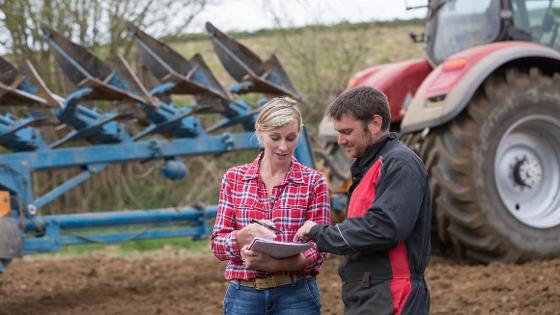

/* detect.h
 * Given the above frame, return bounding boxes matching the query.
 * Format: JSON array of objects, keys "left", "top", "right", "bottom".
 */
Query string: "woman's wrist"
[
  {"left": 235, "top": 229, "right": 246, "bottom": 248},
  {"left": 236, "top": 227, "right": 252, "bottom": 248},
  {"left": 274, "top": 253, "right": 307, "bottom": 272}
]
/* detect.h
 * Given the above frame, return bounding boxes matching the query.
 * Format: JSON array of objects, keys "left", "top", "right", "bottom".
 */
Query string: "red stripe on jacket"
[{"left": 347, "top": 159, "right": 412, "bottom": 315}]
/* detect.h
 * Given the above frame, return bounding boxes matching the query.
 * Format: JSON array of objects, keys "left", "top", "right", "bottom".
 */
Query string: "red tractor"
[{"left": 319, "top": 0, "right": 560, "bottom": 263}]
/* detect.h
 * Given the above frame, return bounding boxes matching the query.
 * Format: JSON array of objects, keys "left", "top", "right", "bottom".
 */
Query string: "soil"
[{"left": 1, "top": 250, "right": 559, "bottom": 315}]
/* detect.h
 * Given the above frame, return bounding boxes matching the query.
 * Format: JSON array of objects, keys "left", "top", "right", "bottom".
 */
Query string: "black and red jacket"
[{"left": 310, "top": 132, "right": 431, "bottom": 315}]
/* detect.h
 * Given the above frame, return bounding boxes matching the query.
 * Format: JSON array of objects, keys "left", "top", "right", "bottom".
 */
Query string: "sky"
[
  {"left": 186, "top": 0, "right": 428, "bottom": 33},
  {"left": 0, "top": 0, "right": 428, "bottom": 54}
]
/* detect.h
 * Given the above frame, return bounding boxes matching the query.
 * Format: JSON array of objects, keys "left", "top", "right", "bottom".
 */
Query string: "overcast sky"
[{"left": 186, "top": 0, "right": 428, "bottom": 32}]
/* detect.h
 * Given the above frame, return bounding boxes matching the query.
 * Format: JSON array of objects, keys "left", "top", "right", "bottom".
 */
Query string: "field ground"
[{"left": 1, "top": 250, "right": 559, "bottom": 315}]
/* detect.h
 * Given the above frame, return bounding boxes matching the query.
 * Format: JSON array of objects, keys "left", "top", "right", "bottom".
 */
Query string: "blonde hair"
[{"left": 255, "top": 97, "right": 303, "bottom": 133}]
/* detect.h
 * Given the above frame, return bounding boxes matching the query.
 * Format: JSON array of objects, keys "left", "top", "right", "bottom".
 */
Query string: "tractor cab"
[{"left": 423, "top": 0, "right": 560, "bottom": 65}]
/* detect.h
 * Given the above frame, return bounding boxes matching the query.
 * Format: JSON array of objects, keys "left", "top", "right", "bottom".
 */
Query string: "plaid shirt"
[{"left": 211, "top": 152, "right": 330, "bottom": 280}]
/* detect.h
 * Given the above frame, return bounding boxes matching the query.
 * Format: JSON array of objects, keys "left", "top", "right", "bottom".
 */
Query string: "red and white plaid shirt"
[{"left": 211, "top": 152, "right": 330, "bottom": 280}]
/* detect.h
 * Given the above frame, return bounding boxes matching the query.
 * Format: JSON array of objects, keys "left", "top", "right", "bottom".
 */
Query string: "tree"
[{"left": 0, "top": 0, "right": 214, "bottom": 90}]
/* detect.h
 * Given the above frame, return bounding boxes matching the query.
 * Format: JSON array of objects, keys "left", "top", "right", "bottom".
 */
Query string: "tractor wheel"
[
  {"left": 401, "top": 130, "right": 450, "bottom": 256},
  {"left": 403, "top": 66, "right": 560, "bottom": 263}
]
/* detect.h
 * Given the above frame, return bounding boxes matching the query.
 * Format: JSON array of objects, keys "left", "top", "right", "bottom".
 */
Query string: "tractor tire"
[{"left": 403, "top": 66, "right": 560, "bottom": 263}]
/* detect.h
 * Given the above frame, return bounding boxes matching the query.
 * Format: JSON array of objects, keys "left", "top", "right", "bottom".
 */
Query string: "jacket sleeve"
[
  {"left": 210, "top": 172, "right": 241, "bottom": 261},
  {"left": 310, "top": 159, "right": 428, "bottom": 255}
]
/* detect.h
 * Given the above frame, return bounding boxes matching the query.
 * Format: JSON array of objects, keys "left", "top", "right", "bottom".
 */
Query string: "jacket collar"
[
  {"left": 351, "top": 132, "right": 398, "bottom": 177},
  {"left": 243, "top": 151, "right": 304, "bottom": 184}
]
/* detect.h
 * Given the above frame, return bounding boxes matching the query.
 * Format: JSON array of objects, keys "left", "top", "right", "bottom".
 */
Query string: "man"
[{"left": 295, "top": 87, "right": 431, "bottom": 315}]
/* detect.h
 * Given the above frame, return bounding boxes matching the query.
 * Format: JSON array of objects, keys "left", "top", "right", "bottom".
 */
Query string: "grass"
[{"left": 34, "top": 237, "right": 211, "bottom": 257}]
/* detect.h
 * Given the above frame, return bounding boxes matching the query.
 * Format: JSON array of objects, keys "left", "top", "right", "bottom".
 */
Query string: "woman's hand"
[
  {"left": 236, "top": 220, "right": 276, "bottom": 248},
  {"left": 240, "top": 245, "right": 278, "bottom": 272},
  {"left": 241, "top": 245, "right": 307, "bottom": 272}
]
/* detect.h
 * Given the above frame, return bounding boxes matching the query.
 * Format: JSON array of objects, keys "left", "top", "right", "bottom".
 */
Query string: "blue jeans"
[{"left": 224, "top": 278, "right": 321, "bottom": 315}]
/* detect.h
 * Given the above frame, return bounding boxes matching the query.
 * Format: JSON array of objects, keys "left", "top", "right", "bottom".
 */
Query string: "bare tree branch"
[{"left": 0, "top": 0, "right": 217, "bottom": 213}]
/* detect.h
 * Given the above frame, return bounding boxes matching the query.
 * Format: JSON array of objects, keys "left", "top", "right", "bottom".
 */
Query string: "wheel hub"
[{"left": 511, "top": 155, "right": 542, "bottom": 189}]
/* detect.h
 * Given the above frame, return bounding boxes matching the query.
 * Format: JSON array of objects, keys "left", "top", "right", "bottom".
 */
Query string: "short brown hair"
[{"left": 327, "top": 87, "right": 391, "bottom": 130}]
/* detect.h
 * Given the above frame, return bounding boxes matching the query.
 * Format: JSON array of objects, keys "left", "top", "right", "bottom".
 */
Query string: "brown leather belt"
[{"left": 230, "top": 275, "right": 312, "bottom": 290}]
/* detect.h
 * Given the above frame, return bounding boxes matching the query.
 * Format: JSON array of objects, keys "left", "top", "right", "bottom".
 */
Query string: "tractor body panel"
[
  {"left": 319, "top": 58, "right": 432, "bottom": 143},
  {"left": 348, "top": 58, "right": 433, "bottom": 123},
  {"left": 401, "top": 41, "right": 560, "bottom": 133}
]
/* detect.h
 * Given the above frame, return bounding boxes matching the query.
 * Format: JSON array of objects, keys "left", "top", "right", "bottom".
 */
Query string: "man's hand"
[
  {"left": 294, "top": 220, "right": 318, "bottom": 242},
  {"left": 240, "top": 245, "right": 278, "bottom": 272}
]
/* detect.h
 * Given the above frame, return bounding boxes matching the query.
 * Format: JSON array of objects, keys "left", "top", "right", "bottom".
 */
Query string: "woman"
[{"left": 211, "top": 96, "right": 330, "bottom": 315}]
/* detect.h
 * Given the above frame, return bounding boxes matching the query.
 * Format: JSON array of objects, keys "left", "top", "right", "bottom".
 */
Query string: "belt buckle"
[
  {"left": 255, "top": 277, "right": 276, "bottom": 290},
  {"left": 244, "top": 275, "right": 305, "bottom": 290}
]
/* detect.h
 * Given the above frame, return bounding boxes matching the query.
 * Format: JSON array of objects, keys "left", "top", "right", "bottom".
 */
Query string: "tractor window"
[
  {"left": 432, "top": 0, "right": 501, "bottom": 62},
  {"left": 512, "top": 0, "right": 560, "bottom": 49}
]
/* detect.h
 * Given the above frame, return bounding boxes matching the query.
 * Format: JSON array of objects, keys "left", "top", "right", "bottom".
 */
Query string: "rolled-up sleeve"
[
  {"left": 211, "top": 173, "right": 241, "bottom": 261},
  {"left": 301, "top": 175, "right": 330, "bottom": 272}
]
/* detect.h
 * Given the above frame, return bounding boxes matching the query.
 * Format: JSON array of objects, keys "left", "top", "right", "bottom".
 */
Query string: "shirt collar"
[
  {"left": 243, "top": 153, "right": 261, "bottom": 181},
  {"left": 243, "top": 151, "right": 304, "bottom": 184}
]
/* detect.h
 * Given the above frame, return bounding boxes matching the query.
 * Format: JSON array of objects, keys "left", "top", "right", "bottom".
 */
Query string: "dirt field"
[{"left": 1, "top": 250, "right": 559, "bottom": 315}]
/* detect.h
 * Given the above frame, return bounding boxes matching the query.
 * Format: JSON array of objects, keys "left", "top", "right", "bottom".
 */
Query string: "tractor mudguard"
[
  {"left": 401, "top": 41, "right": 560, "bottom": 133},
  {"left": 348, "top": 58, "right": 432, "bottom": 123}
]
